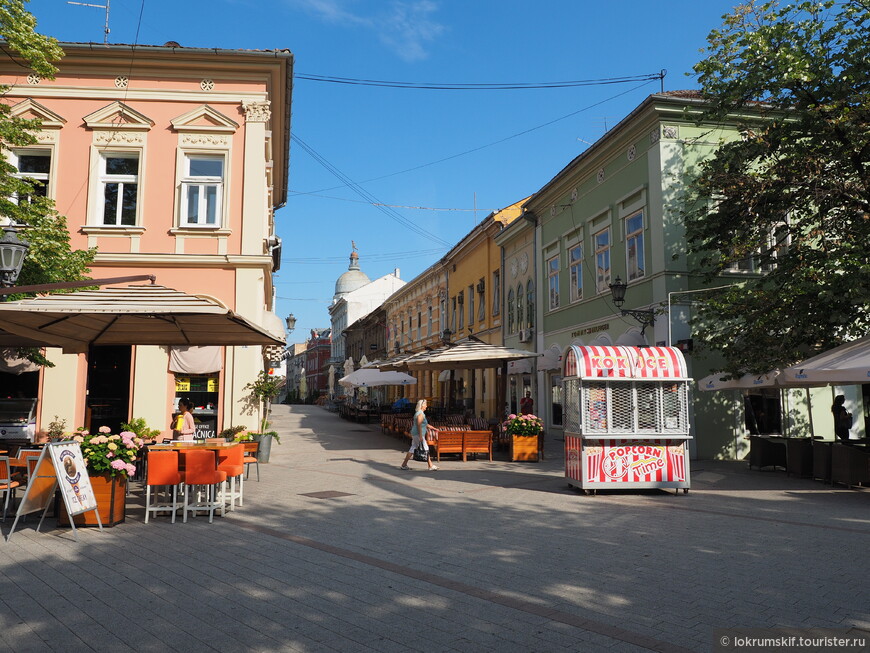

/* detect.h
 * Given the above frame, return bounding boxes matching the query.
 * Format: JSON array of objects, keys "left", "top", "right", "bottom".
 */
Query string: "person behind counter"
[
  {"left": 174, "top": 398, "right": 197, "bottom": 441},
  {"left": 831, "top": 394, "right": 852, "bottom": 442}
]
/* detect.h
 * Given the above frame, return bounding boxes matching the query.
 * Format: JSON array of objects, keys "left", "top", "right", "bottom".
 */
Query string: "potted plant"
[
  {"left": 120, "top": 417, "right": 161, "bottom": 444},
  {"left": 45, "top": 415, "right": 67, "bottom": 442},
  {"left": 60, "top": 426, "right": 145, "bottom": 526},
  {"left": 219, "top": 424, "right": 247, "bottom": 442},
  {"left": 502, "top": 413, "right": 543, "bottom": 462},
  {"left": 244, "top": 371, "right": 284, "bottom": 462}
]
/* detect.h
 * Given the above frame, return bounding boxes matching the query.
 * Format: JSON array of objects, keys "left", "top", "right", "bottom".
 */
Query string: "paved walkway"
[{"left": 1, "top": 405, "right": 869, "bottom": 652}]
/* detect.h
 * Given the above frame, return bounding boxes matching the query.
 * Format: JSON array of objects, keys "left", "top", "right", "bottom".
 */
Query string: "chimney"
[{"left": 394, "top": 268, "right": 400, "bottom": 278}]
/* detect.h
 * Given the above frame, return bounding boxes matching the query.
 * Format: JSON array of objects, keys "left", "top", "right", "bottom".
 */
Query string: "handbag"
[{"left": 412, "top": 443, "right": 429, "bottom": 462}]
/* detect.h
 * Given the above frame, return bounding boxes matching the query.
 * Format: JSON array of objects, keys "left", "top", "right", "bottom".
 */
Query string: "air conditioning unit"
[
  {"left": 476, "top": 280, "right": 485, "bottom": 294},
  {"left": 519, "top": 329, "right": 533, "bottom": 343}
]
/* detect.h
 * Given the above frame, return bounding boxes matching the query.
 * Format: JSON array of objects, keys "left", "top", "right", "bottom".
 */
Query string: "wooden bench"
[
  {"left": 462, "top": 430, "right": 493, "bottom": 462},
  {"left": 433, "top": 430, "right": 464, "bottom": 461}
]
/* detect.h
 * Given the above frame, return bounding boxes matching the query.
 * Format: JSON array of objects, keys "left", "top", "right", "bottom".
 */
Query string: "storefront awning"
[
  {"left": 563, "top": 345, "right": 689, "bottom": 380},
  {"left": 0, "top": 284, "right": 285, "bottom": 353}
]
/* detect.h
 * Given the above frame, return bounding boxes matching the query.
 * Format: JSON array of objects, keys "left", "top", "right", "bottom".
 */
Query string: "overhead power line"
[
  {"left": 290, "top": 134, "right": 453, "bottom": 248},
  {"left": 295, "top": 71, "right": 666, "bottom": 90},
  {"left": 287, "top": 190, "right": 496, "bottom": 213}
]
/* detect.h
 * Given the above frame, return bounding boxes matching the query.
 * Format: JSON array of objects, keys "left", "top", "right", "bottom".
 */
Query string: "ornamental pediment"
[
  {"left": 170, "top": 104, "right": 239, "bottom": 133},
  {"left": 83, "top": 101, "right": 154, "bottom": 130},
  {"left": 9, "top": 98, "right": 66, "bottom": 128}
]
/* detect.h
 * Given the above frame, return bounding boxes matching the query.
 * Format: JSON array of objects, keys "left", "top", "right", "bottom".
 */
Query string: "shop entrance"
[{"left": 86, "top": 345, "right": 131, "bottom": 434}]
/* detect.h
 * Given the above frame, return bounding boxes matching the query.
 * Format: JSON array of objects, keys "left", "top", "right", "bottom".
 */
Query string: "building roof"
[{"left": 334, "top": 251, "right": 371, "bottom": 299}]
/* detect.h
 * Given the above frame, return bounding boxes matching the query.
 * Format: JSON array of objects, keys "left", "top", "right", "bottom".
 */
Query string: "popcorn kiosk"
[{"left": 562, "top": 346, "right": 692, "bottom": 495}]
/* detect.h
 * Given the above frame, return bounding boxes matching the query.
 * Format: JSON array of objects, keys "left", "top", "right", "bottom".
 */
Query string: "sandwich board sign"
[{"left": 5, "top": 441, "right": 103, "bottom": 542}]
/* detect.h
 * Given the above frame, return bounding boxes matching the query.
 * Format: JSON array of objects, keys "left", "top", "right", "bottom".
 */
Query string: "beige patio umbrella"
[
  {"left": 0, "top": 284, "right": 285, "bottom": 353},
  {"left": 395, "top": 336, "right": 540, "bottom": 371}
]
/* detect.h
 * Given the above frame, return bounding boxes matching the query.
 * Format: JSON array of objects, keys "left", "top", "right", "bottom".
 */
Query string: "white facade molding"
[
  {"left": 242, "top": 100, "right": 271, "bottom": 123},
  {"left": 171, "top": 104, "right": 239, "bottom": 133},
  {"left": 9, "top": 98, "right": 67, "bottom": 128},
  {"left": 83, "top": 101, "right": 155, "bottom": 131}
]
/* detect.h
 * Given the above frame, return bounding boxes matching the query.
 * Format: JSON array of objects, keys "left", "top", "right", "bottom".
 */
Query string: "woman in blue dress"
[{"left": 400, "top": 399, "right": 438, "bottom": 470}]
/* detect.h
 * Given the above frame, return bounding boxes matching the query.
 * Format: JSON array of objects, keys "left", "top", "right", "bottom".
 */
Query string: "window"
[
  {"left": 547, "top": 255, "right": 560, "bottom": 310},
  {"left": 417, "top": 312, "right": 421, "bottom": 340},
  {"left": 427, "top": 306, "right": 432, "bottom": 338},
  {"left": 409, "top": 316, "right": 413, "bottom": 343},
  {"left": 516, "top": 284, "right": 524, "bottom": 331},
  {"left": 527, "top": 280, "right": 535, "bottom": 328},
  {"left": 451, "top": 297, "right": 457, "bottom": 332},
  {"left": 507, "top": 289, "right": 515, "bottom": 333},
  {"left": 594, "top": 228, "right": 611, "bottom": 293},
  {"left": 181, "top": 155, "right": 224, "bottom": 226},
  {"left": 100, "top": 152, "right": 139, "bottom": 226},
  {"left": 492, "top": 271, "right": 500, "bottom": 315},
  {"left": 568, "top": 243, "right": 583, "bottom": 302},
  {"left": 10, "top": 150, "right": 51, "bottom": 201},
  {"left": 458, "top": 291, "right": 464, "bottom": 330},
  {"left": 625, "top": 211, "right": 645, "bottom": 281},
  {"left": 477, "top": 279, "right": 485, "bottom": 322},
  {"left": 468, "top": 285, "right": 475, "bottom": 325}
]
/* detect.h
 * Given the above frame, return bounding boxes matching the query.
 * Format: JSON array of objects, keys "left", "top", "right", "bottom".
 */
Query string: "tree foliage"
[
  {"left": 0, "top": 1, "right": 94, "bottom": 366},
  {"left": 684, "top": 0, "right": 870, "bottom": 375}
]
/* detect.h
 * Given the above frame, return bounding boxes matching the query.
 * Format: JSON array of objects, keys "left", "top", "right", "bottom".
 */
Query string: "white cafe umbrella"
[
  {"left": 780, "top": 335, "right": 870, "bottom": 386},
  {"left": 339, "top": 368, "right": 417, "bottom": 388},
  {"left": 696, "top": 371, "right": 780, "bottom": 392}
]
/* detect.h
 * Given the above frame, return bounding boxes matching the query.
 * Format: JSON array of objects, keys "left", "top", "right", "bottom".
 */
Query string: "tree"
[
  {"left": 683, "top": 0, "right": 870, "bottom": 375},
  {"left": 0, "top": 2, "right": 95, "bottom": 364}
]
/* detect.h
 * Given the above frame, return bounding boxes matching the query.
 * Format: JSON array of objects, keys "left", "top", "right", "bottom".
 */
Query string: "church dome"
[{"left": 334, "top": 250, "right": 370, "bottom": 298}]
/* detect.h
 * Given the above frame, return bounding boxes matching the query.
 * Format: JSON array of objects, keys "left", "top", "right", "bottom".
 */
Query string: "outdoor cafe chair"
[
  {"left": 0, "top": 456, "right": 21, "bottom": 522},
  {"left": 145, "top": 450, "right": 182, "bottom": 524},
  {"left": 217, "top": 444, "right": 245, "bottom": 511},
  {"left": 243, "top": 442, "right": 260, "bottom": 481},
  {"left": 179, "top": 449, "right": 226, "bottom": 524},
  {"left": 14, "top": 449, "right": 41, "bottom": 484}
]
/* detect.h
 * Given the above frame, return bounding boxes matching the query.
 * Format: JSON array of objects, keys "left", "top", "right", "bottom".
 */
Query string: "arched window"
[
  {"left": 527, "top": 280, "right": 535, "bottom": 328},
  {"left": 516, "top": 284, "right": 524, "bottom": 331},
  {"left": 507, "top": 289, "right": 515, "bottom": 333}
]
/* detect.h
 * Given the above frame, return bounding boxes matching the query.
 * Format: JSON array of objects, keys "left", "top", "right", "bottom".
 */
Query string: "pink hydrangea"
[
  {"left": 125, "top": 463, "right": 136, "bottom": 475},
  {"left": 110, "top": 459, "right": 126, "bottom": 470},
  {"left": 99, "top": 426, "right": 111, "bottom": 434}
]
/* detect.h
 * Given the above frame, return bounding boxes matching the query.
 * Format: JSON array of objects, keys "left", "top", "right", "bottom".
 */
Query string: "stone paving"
[{"left": 1, "top": 404, "right": 869, "bottom": 652}]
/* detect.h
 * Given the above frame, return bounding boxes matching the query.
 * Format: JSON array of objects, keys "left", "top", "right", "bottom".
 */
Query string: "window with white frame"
[
  {"left": 568, "top": 243, "right": 583, "bottom": 302},
  {"left": 492, "top": 271, "right": 500, "bottom": 315},
  {"left": 10, "top": 149, "right": 51, "bottom": 202},
  {"left": 417, "top": 311, "right": 422, "bottom": 340},
  {"left": 547, "top": 255, "right": 560, "bottom": 310},
  {"left": 477, "top": 279, "right": 485, "bottom": 322},
  {"left": 181, "top": 154, "right": 224, "bottom": 227},
  {"left": 594, "top": 228, "right": 611, "bottom": 293},
  {"left": 468, "top": 284, "right": 475, "bottom": 325},
  {"left": 427, "top": 306, "right": 433, "bottom": 338},
  {"left": 625, "top": 211, "right": 645, "bottom": 281},
  {"left": 458, "top": 291, "right": 464, "bottom": 330},
  {"left": 99, "top": 152, "right": 139, "bottom": 226},
  {"left": 507, "top": 289, "right": 515, "bottom": 333},
  {"left": 526, "top": 279, "right": 535, "bottom": 329},
  {"left": 516, "top": 284, "right": 524, "bottom": 331},
  {"left": 451, "top": 297, "right": 457, "bottom": 332}
]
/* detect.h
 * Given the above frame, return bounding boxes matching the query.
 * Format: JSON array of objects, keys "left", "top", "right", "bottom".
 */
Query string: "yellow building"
[{"left": 382, "top": 199, "right": 524, "bottom": 417}]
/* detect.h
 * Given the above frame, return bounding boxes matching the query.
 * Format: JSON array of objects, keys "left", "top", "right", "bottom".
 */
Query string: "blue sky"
[{"left": 28, "top": 0, "right": 741, "bottom": 338}]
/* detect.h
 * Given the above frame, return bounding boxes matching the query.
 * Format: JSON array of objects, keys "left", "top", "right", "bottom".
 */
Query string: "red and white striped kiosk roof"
[{"left": 563, "top": 345, "right": 689, "bottom": 380}]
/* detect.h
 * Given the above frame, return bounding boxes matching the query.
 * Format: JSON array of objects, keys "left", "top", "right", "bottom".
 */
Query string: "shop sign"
[
  {"left": 175, "top": 376, "right": 190, "bottom": 392},
  {"left": 570, "top": 323, "right": 609, "bottom": 338}
]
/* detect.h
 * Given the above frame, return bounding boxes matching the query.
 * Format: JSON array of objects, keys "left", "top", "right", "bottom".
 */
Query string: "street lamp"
[
  {"left": 609, "top": 276, "right": 655, "bottom": 340},
  {"left": 441, "top": 328, "right": 453, "bottom": 345},
  {"left": 0, "top": 226, "right": 29, "bottom": 288},
  {"left": 285, "top": 313, "right": 297, "bottom": 333}
]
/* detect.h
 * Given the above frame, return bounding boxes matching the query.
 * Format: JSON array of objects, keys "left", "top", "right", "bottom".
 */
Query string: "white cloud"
[{"left": 290, "top": 0, "right": 445, "bottom": 61}]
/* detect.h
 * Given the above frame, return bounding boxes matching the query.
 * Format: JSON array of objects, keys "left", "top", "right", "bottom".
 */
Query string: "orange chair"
[
  {"left": 180, "top": 449, "right": 226, "bottom": 523},
  {"left": 242, "top": 441, "right": 260, "bottom": 481},
  {"left": 217, "top": 444, "right": 245, "bottom": 511},
  {"left": 0, "top": 456, "right": 21, "bottom": 522},
  {"left": 145, "top": 450, "right": 182, "bottom": 524},
  {"left": 16, "top": 449, "right": 42, "bottom": 485}
]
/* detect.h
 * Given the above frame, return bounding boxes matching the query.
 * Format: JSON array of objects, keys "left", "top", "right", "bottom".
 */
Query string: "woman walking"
[{"left": 401, "top": 399, "right": 438, "bottom": 471}]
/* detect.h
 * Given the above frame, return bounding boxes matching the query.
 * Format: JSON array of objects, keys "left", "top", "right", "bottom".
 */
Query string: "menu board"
[{"left": 48, "top": 442, "right": 98, "bottom": 515}]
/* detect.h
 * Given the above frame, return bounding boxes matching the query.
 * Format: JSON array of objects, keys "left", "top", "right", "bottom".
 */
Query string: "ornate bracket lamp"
[
  {"left": 609, "top": 276, "right": 655, "bottom": 339},
  {"left": 0, "top": 226, "right": 29, "bottom": 297},
  {"left": 441, "top": 328, "right": 453, "bottom": 345},
  {"left": 285, "top": 313, "right": 297, "bottom": 333}
]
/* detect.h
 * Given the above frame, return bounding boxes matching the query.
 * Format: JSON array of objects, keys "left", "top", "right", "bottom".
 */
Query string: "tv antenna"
[{"left": 68, "top": 0, "right": 111, "bottom": 45}]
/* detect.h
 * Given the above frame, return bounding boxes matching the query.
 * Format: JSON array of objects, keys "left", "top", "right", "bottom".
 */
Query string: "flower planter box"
[
  {"left": 510, "top": 434, "right": 539, "bottom": 462},
  {"left": 58, "top": 473, "right": 127, "bottom": 527}
]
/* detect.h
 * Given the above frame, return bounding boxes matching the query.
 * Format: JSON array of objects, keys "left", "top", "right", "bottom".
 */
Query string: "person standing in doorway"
[
  {"left": 401, "top": 399, "right": 438, "bottom": 470},
  {"left": 831, "top": 394, "right": 851, "bottom": 442},
  {"left": 520, "top": 391, "right": 534, "bottom": 416}
]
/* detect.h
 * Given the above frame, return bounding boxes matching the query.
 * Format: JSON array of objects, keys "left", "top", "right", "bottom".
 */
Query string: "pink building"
[
  {"left": 0, "top": 43, "right": 292, "bottom": 438},
  {"left": 306, "top": 329, "right": 332, "bottom": 399}
]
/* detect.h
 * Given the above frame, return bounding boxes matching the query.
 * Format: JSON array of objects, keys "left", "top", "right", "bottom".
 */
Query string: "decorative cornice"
[
  {"left": 180, "top": 133, "right": 229, "bottom": 147},
  {"left": 94, "top": 131, "right": 145, "bottom": 145},
  {"left": 91, "top": 252, "right": 273, "bottom": 268},
  {"left": 242, "top": 100, "right": 271, "bottom": 123},
  {"left": 171, "top": 104, "right": 239, "bottom": 133},
  {"left": 83, "top": 101, "right": 154, "bottom": 131}
]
